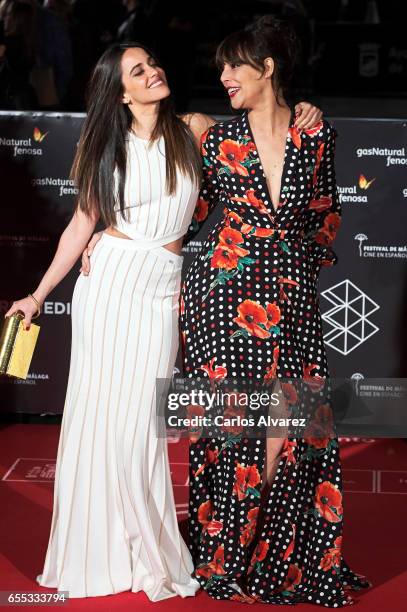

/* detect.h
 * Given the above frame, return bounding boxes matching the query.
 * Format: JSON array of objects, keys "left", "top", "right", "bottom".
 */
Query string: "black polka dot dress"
[{"left": 180, "top": 111, "right": 371, "bottom": 606}]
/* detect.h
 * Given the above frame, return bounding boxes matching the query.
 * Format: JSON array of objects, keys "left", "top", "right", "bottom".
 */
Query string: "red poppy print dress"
[{"left": 180, "top": 111, "right": 370, "bottom": 606}]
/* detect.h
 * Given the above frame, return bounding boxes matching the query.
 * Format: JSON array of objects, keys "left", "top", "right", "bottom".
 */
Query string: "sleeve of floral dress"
[
  {"left": 183, "top": 126, "right": 220, "bottom": 246},
  {"left": 304, "top": 121, "right": 341, "bottom": 273}
]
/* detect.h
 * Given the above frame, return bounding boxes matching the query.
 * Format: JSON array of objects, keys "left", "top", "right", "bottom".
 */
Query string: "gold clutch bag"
[{"left": 0, "top": 313, "right": 40, "bottom": 379}]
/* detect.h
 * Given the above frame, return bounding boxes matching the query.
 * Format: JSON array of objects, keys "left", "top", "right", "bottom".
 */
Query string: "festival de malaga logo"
[{"left": 354, "top": 233, "right": 407, "bottom": 259}]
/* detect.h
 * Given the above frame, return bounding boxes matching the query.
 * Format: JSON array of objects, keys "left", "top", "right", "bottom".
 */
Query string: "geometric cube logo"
[{"left": 321, "top": 279, "right": 380, "bottom": 355}]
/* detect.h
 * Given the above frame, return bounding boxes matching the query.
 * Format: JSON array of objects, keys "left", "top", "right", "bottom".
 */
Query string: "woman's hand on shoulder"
[
  {"left": 294, "top": 101, "right": 323, "bottom": 131},
  {"left": 181, "top": 112, "right": 216, "bottom": 146}
]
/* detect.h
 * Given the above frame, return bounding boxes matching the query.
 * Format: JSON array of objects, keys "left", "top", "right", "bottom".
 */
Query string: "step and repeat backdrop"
[{"left": 0, "top": 111, "right": 406, "bottom": 414}]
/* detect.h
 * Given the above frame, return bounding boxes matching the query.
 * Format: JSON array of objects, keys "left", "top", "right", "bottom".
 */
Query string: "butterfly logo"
[
  {"left": 33, "top": 127, "right": 49, "bottom": 142},
  {"left": 359, "top": 174, "right": 375, "bottom": 190}
]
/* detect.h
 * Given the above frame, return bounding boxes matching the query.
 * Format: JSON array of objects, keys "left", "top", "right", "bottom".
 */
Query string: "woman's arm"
[
  {"left": 304, "top": 121, "right": 341, "bottom": 274},
  {"left": 5, "top": 206, "right": 100, "bottom": 327},
  {"left": 182, "top": 106, "right": 323, "bottom": 138},
  {"left": 181, "top": 116, "right": 222, "bottom": 246},
  {"left": 184, "top": 127, "right": 221, "bottom": 246},
  {"left": 181, "top": 112, "right": 216, "bottom": 146}
]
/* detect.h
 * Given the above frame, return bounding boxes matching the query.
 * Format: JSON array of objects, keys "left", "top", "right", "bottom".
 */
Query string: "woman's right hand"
[
  {"left": 5, "top": 296, "right": 41, "bottom": 330},
  {"left": 80, "top": 231, "right": 104, "bottom": 275}
]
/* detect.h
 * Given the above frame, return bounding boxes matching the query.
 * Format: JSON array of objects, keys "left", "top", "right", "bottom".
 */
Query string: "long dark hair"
[
  {"left": 216, "top": 15, "right": 299, "bottom": 105},
  {"left": 71, "top": 42, "right": 202, "bottom": 225}
]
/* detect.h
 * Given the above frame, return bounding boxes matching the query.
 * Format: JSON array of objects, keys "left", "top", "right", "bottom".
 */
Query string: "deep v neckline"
[{"left": 244, "top": 108, "right": 295, "bottom": 216}]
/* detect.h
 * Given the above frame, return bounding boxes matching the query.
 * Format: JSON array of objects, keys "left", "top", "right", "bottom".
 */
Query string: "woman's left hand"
[{"left": 294, "top": 101, "right": 323, "bottom": 131}]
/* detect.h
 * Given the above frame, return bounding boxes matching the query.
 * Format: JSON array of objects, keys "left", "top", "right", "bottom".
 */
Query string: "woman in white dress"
[{"left": 7, "top": 41, "right": 320, "bottom": 601}]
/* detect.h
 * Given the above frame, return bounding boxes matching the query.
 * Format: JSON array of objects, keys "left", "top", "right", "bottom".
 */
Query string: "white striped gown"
[{"left": 37, "top": 133, "right": 200, "bottom": 600}]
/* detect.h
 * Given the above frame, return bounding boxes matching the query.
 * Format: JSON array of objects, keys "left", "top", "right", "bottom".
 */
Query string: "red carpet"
[{"left": 0, "top": 424, "right": 406, "bottom": 611}]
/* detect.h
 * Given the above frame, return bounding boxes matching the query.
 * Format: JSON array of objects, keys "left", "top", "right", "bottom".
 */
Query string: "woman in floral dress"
[{"left": 180, "top": 16, "right": 370, "bottom": 607}]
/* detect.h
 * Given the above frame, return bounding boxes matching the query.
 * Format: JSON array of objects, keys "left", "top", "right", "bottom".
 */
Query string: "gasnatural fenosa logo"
[
  {"left": 359, "top": 174, "right": 375, "bottom": 189},
  {"left": 33, "top": 127, "right": 49, "bottom": 143},
  {"left": 356, "top": 145, "right": 406, "bottom": 167},
  {"left": 338, "top": 174, "right": 376, "bottom": 203},
  {"left": 0, "top": 127, "right": 49, "bottom": 157},
  {"left": 31, "top": 176, "right": 78, "bottom": 197}
]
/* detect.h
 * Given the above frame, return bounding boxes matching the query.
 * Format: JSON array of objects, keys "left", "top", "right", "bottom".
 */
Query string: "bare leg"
[{"left": 261, "top": 381, "right": 289, "bottom": 489}]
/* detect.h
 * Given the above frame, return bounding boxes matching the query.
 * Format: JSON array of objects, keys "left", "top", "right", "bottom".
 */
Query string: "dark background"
[{"left": 0, "top": 0, "right": 406, "bottom": 117}]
